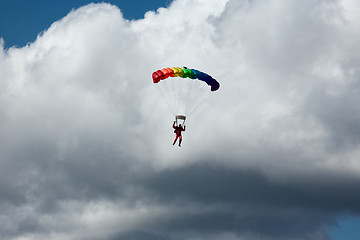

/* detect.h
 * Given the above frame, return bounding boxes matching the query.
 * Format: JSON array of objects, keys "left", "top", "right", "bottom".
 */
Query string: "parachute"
[{"left": 152, "top": 67, "right": 219, "bottom": 124}]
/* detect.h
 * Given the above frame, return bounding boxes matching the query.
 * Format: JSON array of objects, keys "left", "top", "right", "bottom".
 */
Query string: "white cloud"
[{"left": 1, "top": 0, "right": 360, "bottom": 239}]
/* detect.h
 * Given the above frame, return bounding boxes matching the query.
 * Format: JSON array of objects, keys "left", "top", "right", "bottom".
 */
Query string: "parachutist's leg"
[
  {"left": 178, "top": 136, "right": 182, "bottom": 147},
  {"left": 173, "top": 135, "right": 178, "bottom": 145}
]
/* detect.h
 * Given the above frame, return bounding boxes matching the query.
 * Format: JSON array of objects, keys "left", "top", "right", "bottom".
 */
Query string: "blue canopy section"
[{"left": 190, "top": 69, "right": 220, "bottom": 91}]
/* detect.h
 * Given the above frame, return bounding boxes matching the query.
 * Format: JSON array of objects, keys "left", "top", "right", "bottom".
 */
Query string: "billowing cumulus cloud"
[{"left": 1, "top": 0, "right": 360, "bottom": 239}]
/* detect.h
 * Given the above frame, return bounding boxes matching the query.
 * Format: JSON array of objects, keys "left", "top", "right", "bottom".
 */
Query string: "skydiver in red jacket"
[{"left": 173, "top": 121, "right": 186, "bottom": 147}]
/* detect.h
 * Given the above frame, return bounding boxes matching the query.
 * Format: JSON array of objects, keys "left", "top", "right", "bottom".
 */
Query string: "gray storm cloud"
[{"left": 1, "top": 0, "right": 360, "bottom": 239}]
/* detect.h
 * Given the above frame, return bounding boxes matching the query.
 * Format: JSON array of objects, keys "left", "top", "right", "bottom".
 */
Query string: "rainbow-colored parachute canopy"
[{"left": 152, "top": 67, "right": 220, "bottom": 91}]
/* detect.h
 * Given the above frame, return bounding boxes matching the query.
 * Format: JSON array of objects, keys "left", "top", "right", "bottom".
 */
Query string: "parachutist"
[
  {"left": 152, "top": 67, "right": 219, "bottom": 145},
  {"left": 172, "top": 121, "right": 185, "bottom": 147}
]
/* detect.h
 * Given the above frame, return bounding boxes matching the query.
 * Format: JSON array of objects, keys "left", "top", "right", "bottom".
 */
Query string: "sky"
[
  {"left": 1, "top": 0, "right": 360, "bottom": 240},
  {"left": 0, "top": 0, "right": 171, "bottom": 48}
]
